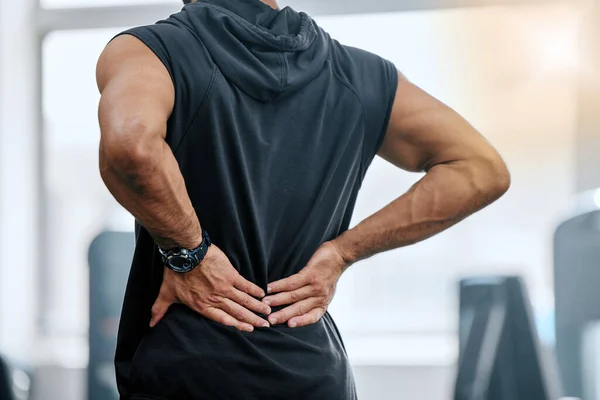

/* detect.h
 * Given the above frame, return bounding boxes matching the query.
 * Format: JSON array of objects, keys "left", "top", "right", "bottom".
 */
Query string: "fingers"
[
  {"left": 234, "top": 275, "right": 266, "bottom": 299},
  {"left": 268, "top": 298, "right": 319, "bottom": 326},
  {"left": 267, "top": 272, "right": 308, "bottom": 294},
  {"left": 288, "top": 308, "right": 325, "bottom": 328},
  {"left": 230, "top": 289, "right": 272, "bottom": 315},
  {"left": 150, "top": 291, "right": 176, "bottom": 328},
  {"left": 203, "top": 307, "right": 255, "bottom": 333},
  {"left": 220, "top": 298, "right": 270, "bottom": 329},
  {"left": 262, "top": 285, "right": 314, "bottom": 307}
]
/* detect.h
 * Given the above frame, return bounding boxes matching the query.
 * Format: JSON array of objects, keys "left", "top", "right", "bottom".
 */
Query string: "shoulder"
[
  {"left": 96, "top": 33, "right": 167, "bottom": 92},
  {"left": 97, "top": 19, "right": 212, "bottom": 91},
  {"left": 97, "top": 21, "right": 191, "bottom": 69},
  {"left": 117, "top": 21, "right": 193, "bottom": 50},
  {"left": 98, "top": 31, "right": 152, "bottom": 64},
  {"left": 107, "top": 22, "right": 191, "bottom": 68}
]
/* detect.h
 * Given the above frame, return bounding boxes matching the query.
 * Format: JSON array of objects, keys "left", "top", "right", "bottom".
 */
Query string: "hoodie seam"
[
  {"left": 263, "top": 53, "right": 285, "bottom": 103},
  {"left": 279, "top": 53, "right": 288, "bottom": 92},
  {"left": 277, "top": 53, "right": 285, "bottom": 92},
  {"left": 283, "top": 53, "right": 289, "bottom": 89},
  {"left": 330, "top": 59, "right": 369, "bottom": 179},
  {"left": 172, "top": 66, "right": 218, "bottom": 156}
]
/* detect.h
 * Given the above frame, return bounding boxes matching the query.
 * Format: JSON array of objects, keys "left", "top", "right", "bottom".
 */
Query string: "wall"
[
  {"left": 0, "top": 0, "right": 40, "bottom": 363},
  {"left": 576, "top": 0, "right": 600, "bottom": 192}
]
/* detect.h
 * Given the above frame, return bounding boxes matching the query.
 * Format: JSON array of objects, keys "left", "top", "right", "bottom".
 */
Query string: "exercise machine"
[{"left": 454, "top": 276, "right": 562, "bottom": 400}]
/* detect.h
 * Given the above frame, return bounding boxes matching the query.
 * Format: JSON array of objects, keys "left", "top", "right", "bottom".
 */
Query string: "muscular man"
[{"left": 97, "top": 0, "right": 510, "bottom": 399}]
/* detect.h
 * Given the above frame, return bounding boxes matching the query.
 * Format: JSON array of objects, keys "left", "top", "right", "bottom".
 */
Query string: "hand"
[
  {"left": 262, "top": 242, "right": 348, "bottom": 328},
  {"left": 150, "top": 245, "right": 272, "bottom": 332}
]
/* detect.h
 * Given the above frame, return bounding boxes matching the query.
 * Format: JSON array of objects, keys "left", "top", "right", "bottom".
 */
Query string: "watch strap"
[
  {"left": 191, "top": 229, "right": 212, "bottom": 265},
  {"left": 159, "top": 229, "right": 212, "bottom": 273}
]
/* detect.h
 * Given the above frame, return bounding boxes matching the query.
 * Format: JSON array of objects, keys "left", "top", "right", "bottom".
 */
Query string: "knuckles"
[
  {"left": 206, "top": 294, "right": 223, "bottom": 305},
  {"left": 307, "top": 274, "right": 320, "bottom": 287},
  {"left": 312, "top": 282, "right": 325, "bottom": 295},
  {"left": 194, "top": 299, "right": 207, "bottom": 311}
]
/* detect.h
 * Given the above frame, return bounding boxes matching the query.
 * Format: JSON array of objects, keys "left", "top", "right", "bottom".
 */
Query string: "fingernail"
[
  {"left": 260, "top": 292, "right": 266, "bottom": 298},
  {"left": 264, "top": 307, "right": 272, "bottom": 314},
  {"left": 270, "top": 317, "right": 277, "bottom": 325},
  {"left": 267, "top": 286, "right": 273, "bottom": 293},
  {"left": 264, "top": 299, "right": 271, "bottom": 306},
  {"left": 289, "top": 321, "right": 297, "bottom": 328},
  {"left": 262, "top": 322, "right": 270, "bottom": 328}
]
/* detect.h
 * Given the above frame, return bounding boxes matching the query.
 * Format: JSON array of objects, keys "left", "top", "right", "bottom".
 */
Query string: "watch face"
[{"left": 168, "top": 256, "right": 194, "bottom": 273}]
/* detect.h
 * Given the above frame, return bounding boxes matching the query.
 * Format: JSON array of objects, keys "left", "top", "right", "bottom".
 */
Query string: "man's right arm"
[
  {"left": 97, "top": 34, "right": 201, "bottom": 250},
  {"left": 332, "top": 74, "right": 511, "bottom": 265}
]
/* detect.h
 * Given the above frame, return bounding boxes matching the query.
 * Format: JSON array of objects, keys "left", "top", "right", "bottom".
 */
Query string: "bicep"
[
  {"left": 377, "top": 75, "right": 497, "bottom": 172},
  {"left": 97, "top": 34, "right": 175, "bottom": 145}
]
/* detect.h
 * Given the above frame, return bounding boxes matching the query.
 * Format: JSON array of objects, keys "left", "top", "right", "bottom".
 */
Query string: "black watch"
[{"left": 158, "top": 230, "right": 212, "bottom": 273}]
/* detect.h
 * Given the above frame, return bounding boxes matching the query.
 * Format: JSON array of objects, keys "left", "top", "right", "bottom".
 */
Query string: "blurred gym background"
[{"left": 1, "top": 0, "right": 599, "bottom": 399}]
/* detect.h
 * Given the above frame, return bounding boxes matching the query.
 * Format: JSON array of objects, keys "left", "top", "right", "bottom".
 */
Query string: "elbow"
[
  {"left": 99, "top": 118, "right": 160, "bottom": 177},
  {"left": 495, "top": 164, "right": 511, "bottom": 198},
  {"left": 477, "top": 153, "right": 511, "bottom": 203}
]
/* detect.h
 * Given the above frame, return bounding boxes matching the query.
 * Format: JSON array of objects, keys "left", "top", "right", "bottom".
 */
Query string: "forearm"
[
  {"left": 332, "top": 158, "right": 509, "bottom": 266},
  {"left": 100, "top": 137, "right": 201, "bottom": 249}
]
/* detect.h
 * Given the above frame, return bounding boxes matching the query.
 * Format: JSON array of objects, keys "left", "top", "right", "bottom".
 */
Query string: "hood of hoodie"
[{"left": 170, "top": 0, "right": 330, "bottom": 102}]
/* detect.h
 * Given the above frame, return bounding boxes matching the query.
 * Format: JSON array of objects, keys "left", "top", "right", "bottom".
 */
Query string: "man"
[{"left": 97, "top": 0, "right": 510, "bottom": 399}]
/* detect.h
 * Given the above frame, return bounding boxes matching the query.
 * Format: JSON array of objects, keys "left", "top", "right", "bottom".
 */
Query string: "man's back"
[{"left": 112, "top": 1, "right": 396, "bottom": 399}]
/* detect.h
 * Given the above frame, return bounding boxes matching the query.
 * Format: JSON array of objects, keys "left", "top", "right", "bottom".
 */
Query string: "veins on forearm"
[
  {"left": 103, "top": 157, "right": 202, "bottom": 250},
  {"left": 335, "top": 164, "right": 484, "bottom": 264}
]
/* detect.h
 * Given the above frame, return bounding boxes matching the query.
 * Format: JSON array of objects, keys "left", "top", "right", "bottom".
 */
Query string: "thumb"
[{"left": 150, "top": 289, "right": 175, "bottom": 328}]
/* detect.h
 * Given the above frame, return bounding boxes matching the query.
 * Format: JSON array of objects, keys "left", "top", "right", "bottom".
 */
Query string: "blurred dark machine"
[
  {"left": 0, "top": 354, "right": 13, "bottom": 400},
  {"left": 0, "top": 354, "right": 32, "bottom": 400},
  {"left": 88, "top": 231, "right": 135, "bottom": 400},
  {"left": 554, "top": 193, "right": 600, "bottom": 399},
  {"left": 454, "top": 276, "right": 562, "bottom": 400}
]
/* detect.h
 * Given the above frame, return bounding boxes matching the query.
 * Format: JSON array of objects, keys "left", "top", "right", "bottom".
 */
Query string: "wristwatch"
[{"left": 158, "top": 229, "right": 212, "bottom": 273}]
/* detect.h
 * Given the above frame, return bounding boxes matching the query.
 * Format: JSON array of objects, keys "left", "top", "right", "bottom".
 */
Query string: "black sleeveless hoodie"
[{"left": 114, "top": 1, "right": 398, "bottom": 399}]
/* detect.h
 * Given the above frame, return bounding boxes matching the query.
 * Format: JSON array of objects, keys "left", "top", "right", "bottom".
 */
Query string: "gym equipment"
[
  {"left": 0, "top": 354, "right": 32, "bottom": 400},
  {"left": 88, "top": 231, "right": 135, "bottom": 400},
  {"left": 0, "top": 354, "right": 14, "bottom": 400},
  {"left": 454, "top": 276, "right": 562, "bottom": 400},
  {"left": 554, "top": 189, "right": 600, "bottom": 398}
]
